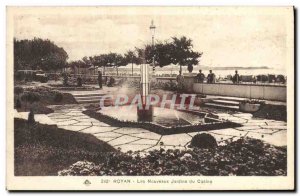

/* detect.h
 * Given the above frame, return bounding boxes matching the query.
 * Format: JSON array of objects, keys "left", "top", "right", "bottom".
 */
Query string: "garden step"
[
  {"left": 73, "top": 93, "right": 105, "bottom": 98},
  {"left": 77, "top": 100, "right": 113, "bottom": 105},
  {"left": 72, "top": 92, "right": 112, "bottom": 104},
  {"left": 204, "top": 102, "right": 239, "bottom": 110},
  {"left": 76, "top": 97, "right": 112, "bottom": 103},
  {"left": 75, "top": 96, "right": 103, "bottom": 101},
  {"left": 212, "top": 99, "right": 240, "bottom": 106},
  {"left": 76, "top": 99, "right": 107, "bottom": 104},
  {"left": 215, "top": 96, "right": 246, "bottom": 102}
]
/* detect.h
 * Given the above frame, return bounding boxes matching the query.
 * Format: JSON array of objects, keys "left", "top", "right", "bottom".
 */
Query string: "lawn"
[{"left": 14, "top": 118, "right": 116, "bottom": 176}]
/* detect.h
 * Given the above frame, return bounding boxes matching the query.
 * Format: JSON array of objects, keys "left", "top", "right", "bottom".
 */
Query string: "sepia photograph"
[{"left": 6, "top": 6, "right": 294, "bottom": 190}]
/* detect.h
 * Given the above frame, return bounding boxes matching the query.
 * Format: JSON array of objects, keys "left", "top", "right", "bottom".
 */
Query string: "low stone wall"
[
  {"left": 135, "top": 76, "right": 287, "bottom": 102},
  {"left": 63, "top": 74, "right": 286, "bottom": 102},
  {"left": 193, "top": 83, "right": 286, "bottom": 101}
]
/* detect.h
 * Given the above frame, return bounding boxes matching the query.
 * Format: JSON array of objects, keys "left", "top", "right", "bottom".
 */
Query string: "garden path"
[{"left": 42, "top": 104, "right": 287, "bottom": 153}]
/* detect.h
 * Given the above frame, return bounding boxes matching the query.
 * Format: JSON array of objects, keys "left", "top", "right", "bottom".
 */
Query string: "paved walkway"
[{"left": 42, "top": 104, "right": 287, "bottom": 153}]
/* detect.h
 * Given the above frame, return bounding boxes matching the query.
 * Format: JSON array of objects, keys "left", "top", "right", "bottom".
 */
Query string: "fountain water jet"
[{"left": 137, "top": 62, "right": 153, "bottom": 121}]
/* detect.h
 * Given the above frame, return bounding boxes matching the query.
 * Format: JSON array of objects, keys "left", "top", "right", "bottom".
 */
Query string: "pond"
[{"left": 98, "top": 105, "right": 206, "bottom": 127}]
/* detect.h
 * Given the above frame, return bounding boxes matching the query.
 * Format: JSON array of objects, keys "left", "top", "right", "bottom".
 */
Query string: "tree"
[
  {"left": 14, "top": 38, "right": 68, "bottom": 72},
  {"left": 85, "top": 56, "right": 97, "bottom": 75},
  {"left": 105, "top": 53, "right": 127, "bottom": 76},
  {"left": 68, "top": 59, "right": 91, "bottom": 75},
  {"left": 169, "top": 36, "right": 202, "bottom": 73},
  {"left": 135, "top": 36, "right": 202, "bottom": 73},
  {"left": 154, "top": 42, "right": 173, "bottom": 67},
  {"left": 124, "top": 50, "right": 142, "bottom": 76},
  {"left": 90, "top": 54, "right": 111, "bottom": 75},
  {"left": 136, "top": 42, "right": 173, "bottom": 68}
]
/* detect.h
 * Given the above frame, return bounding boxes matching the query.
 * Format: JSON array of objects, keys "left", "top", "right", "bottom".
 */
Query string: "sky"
[{"left": 13, "top": 7, "right": 292, "bottom": 70}]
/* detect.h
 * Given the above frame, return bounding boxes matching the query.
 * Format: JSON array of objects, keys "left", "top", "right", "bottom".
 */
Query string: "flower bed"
[
  {"left": 14, "top": 86, "right": 77, "bottom": 114},
  {"left": 253, "top": 104, "right": 287, "bottom": 122},
  {"left": 58, "top": 137, "right": 287, "bottom": 176}
]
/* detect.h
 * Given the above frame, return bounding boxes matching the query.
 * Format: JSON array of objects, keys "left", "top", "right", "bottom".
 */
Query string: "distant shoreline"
[
  {"left": 116, "top": 66, "right": 270, "bottom": 71},
  {"left": 197, "top": 66, "right": 269, "bottom": 70}
]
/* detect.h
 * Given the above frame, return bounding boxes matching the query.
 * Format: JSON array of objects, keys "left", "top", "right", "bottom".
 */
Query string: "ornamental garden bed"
[
  {"left": 58, "top": 137, "right": 287, "bottom": 176},
  {"left": 14, "top": 86, "right": 77, "bottom": 114}
]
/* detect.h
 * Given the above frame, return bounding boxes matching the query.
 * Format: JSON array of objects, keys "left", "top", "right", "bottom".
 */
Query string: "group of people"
[
  {"left": 96, "top": 69, "right": 240, "bottom": 91},
  {"left": 195, "top": 70, "right": 217, "bottom": 84},
  {"left": 195, "top": 70, "right": 240, "bottom": 84},
  {"left": 176, "top": 69, "right": 240, "bottom": 93}
]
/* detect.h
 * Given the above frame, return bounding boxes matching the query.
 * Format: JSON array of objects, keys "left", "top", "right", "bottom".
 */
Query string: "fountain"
[
  {"left": 137, "top": 63, "right": 153, "bottom": 121},
  {"left": 93, "top": 57, "right": 241, "bottom": 135}
]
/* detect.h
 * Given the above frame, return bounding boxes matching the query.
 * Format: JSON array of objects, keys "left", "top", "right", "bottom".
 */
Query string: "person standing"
[
  {"left": 232, "top": 70, "right": 240, "bottom": 84},
  {"left": 98, "top": 71, "right": 102, "bottom": 89},
  {"left": 176, "top": 70, "right": 185, "bottom": 93},
  {"left": 207, "top": 70, "right": 215, "bottom": 83},
  {"left": 196, "top": 70, "right": 205, "bottom": 83},
  {"left": 77, "top": 76, "right": 82, "bottom": 87}
]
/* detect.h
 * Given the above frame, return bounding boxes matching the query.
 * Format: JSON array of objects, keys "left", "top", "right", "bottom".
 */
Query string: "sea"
[{"left": 105, "top": 67, "right": 287, "bottom": 78}]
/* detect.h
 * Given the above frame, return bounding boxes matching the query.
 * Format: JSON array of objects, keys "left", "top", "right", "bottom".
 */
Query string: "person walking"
[{"left": 98, "top": 71, "right": 102, "bottom": 89}]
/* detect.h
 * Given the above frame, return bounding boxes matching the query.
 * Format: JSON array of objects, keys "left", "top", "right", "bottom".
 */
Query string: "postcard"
[{"left": 6, "top": 6, "right": 294, "bottom": 191}]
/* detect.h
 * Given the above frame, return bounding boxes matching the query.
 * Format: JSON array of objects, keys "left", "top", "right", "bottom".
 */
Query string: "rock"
[{"left": 190, "top": 133, "right": 218, "bottom": 149}]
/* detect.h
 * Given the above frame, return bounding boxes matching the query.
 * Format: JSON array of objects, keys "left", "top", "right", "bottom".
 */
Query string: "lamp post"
[{"left": 149, "top": 20, "right": 156, "bottom": 74}]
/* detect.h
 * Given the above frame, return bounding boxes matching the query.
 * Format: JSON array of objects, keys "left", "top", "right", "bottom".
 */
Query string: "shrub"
[
  {"left": 53, "top": 91, "right": 63, "bottom": 103},
  {"left": 190, "top": 133, "right": 217, "bottom": 149},
  {"left": 16, "top": 99, "right": 22, "bottom": 109},
  {"left": 39, "top": 76, "right": 48, "bottom": 83},
  {"left": 14, "top": 86, "right": 24, "bottom": 96},
  {"left": 14, "top": 87, "right": 24, "bottom": 109},
  {"left": 21, "top": 92, "right": 40, "bottom": 104},
  {"left": 15, "top": 73, "right": 24, "bottom": 81},
  {"left": 21, "top": 92, "right": 40, "bottom": 110},
  {"left": 77, "top": 77, "right": 82, "bottom": 87},
  {"left": 107, "top": 77, "right": 115, "bottom": 87},
  {"left": 62, "top": 73, "right": 68, "bottom": 86}
]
